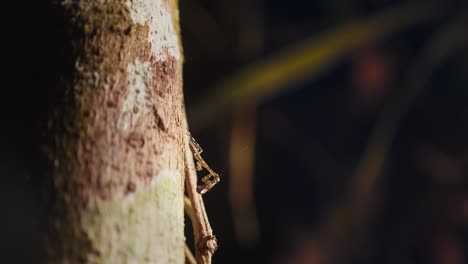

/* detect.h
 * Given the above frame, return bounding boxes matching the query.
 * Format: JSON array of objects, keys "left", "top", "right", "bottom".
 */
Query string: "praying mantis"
[
  {"left": 187, "top": 132, "right": 220, "bottom": 194},
  {"left": 184, "top": 130, "right": 219, "bottom": 264}
]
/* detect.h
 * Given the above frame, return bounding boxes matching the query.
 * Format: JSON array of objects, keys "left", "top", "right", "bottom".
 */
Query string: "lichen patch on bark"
[
  {"left": 118, "top": 59, "right": 153, "bottom": 132},
  {"left": 126, "top": 0, "right": 181, "bottom": 61},
  {"left": 82, "top": 169, "right": 184, "bottom": 264}
]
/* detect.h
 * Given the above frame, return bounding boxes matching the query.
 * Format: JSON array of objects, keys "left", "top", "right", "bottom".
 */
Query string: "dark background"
[{"left": 6, "top": 0, "right": 468, "bottom": 263}]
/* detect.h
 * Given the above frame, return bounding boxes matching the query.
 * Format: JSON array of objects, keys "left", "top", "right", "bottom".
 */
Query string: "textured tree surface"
[{"left": 47, "top": 0, "right": 185, "bottom": 262}]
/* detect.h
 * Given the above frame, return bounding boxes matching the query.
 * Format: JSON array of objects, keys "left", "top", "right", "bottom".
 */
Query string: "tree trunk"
[{"left": 47, "top": 0, "right": 185, "bottom": 262}]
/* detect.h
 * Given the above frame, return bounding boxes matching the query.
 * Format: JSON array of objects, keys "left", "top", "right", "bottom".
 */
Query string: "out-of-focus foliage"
[
  {"left": 181, "top": 0, "right": 468, "bottom": 263},
  {"left": 189, "top": 1, "right": 446, "bottom": 129}
]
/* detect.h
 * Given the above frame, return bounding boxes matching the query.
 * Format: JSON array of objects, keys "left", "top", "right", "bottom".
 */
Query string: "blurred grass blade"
[
  {"left": 317, "top": 17, "right": 468, "bottom": 262},
  {"left": 190, "top": 1, "right": 446, "bottom": 129},
  {"left": 228, "top": 107, "right": 260, "bottom": 248},
  {"left": 351, "top": 16, "right": 468, "bottom": 203}
]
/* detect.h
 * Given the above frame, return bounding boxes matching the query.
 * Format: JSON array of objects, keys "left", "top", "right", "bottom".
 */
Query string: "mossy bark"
[{"left": 47, "top": 0, "right": 185, "bottom": 263}]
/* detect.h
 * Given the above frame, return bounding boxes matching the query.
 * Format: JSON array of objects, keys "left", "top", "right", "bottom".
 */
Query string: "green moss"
[{"left": 82, "top": 171, "right": 185, "bottom": 263}]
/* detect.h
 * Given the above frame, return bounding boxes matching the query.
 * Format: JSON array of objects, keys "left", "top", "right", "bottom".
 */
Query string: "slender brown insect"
[{"left": 187, "top": 132, "right": 220, "bottom": 194}]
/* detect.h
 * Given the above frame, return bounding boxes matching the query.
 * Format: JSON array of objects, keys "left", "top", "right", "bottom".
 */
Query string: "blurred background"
[{"left": 7, "top": 0, "right": 468, "bottom": 263}]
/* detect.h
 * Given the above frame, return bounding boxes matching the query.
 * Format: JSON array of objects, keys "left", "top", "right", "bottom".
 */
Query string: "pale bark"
[{"left": 47, "top": 0, "right": 185, "bottom": 263}]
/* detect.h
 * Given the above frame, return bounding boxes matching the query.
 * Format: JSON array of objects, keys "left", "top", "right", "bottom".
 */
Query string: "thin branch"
[
  {"left": 184, "top": 195, "right": 196, "bottom": 226},
  {"left": 183, "top": 121, "right": 218, "bottom": 264},
  {"left": 185, "top": 244, "right": 197, "bottom": 264}
]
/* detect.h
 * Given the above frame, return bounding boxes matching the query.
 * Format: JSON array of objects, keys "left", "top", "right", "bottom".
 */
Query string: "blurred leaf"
[
  {"left": 351, "top": 16, "right": 468, "bottom": 203},
  {"left": 316, "top": 17, "right": 468, "bottom": 262},
  {"left": 190, "top": 1, "right": 447, "bottom": 129}
]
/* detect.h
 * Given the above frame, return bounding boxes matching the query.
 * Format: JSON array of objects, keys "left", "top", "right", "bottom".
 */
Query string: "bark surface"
[{"left": 47, "top": 0, "right": 185, "bottom": 263}]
